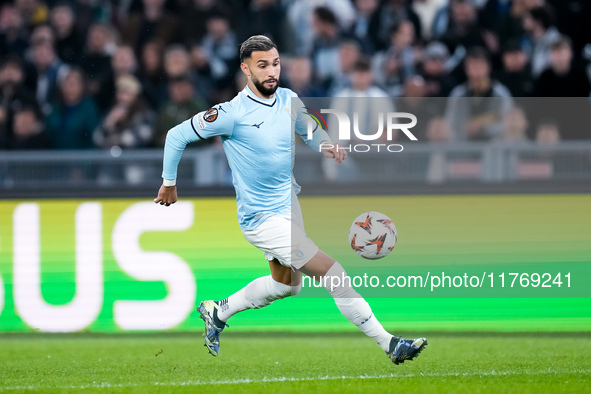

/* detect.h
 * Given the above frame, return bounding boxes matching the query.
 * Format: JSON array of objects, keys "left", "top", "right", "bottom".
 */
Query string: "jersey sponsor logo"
[
  {"left": 196, "top": 114, "right": 205, "bottom": 129},
  {"left": 204, "top": 108, "right": 218, "bottom": 122}
]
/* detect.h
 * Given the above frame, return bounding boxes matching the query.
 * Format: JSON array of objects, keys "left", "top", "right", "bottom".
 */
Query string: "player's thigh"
[
  {"left": 298, "top": 250, "right": 336, "bottom": 280},
  {"left": 242, "top": 214, "right": 318, "bottom": 270}
]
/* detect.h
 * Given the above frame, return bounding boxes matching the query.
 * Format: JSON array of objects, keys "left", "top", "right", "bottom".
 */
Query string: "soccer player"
[{"left": 154, "top": 35, "right": 427, "bottom": 365}]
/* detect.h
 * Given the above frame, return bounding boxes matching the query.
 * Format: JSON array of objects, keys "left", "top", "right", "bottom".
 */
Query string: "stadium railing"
[{"left": 1, "top": 142, "right": 590, "bottom": 197}]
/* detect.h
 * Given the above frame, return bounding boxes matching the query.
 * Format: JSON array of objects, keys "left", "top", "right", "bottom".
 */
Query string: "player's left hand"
[
  {"left": 154, "top": 185, "right": 178, "bottom": 206},
  {"left": 322, "top": 143, "right": 347, "bottom": 164}
]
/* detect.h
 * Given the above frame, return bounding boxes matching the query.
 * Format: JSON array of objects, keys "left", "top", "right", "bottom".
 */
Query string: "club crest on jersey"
[{"left": 204, "top": 108, "right": 218, "bottom": 122}]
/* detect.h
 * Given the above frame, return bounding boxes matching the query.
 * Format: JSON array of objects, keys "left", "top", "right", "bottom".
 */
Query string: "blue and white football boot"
[
  {"left": 197, "top": 300, "right": 227, "bottom": 356},
  {"left": 386, "top": 336, "right": 428, "bottom": 365}
]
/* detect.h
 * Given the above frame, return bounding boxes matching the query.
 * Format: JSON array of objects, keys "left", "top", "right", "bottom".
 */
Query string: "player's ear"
[{"left": 240, "top": 62, "right": 250, "bottom": 77}]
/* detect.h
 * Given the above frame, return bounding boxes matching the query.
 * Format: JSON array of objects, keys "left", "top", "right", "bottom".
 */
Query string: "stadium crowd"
[{"left": 1, "top": 0, "right": 590, "bottom": 152}]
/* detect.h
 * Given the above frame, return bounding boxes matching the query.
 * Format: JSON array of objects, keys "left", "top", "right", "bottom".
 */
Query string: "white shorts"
[{"left": 242, "top": 196, "right": 318, "bottom": 270}]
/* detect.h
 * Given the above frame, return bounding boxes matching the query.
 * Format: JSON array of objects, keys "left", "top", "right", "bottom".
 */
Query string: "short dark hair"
[
  {"left": 465, "top": 47, "right": 490, "bottom": 65},
  {"left": 239, "top": 35, "right": 277, "bottom": 62},
  {"left": 528, "top": 6, "right": 554, "bottom": 30},
  {"left": 550, "top": 35, "right": 572, "bottom": 51},
  {"left": 0, "top": 54, "right": 24, "bottom": 70},
  {"left": 502, "top": 38, "right": 523, "bottom": 54},
  {"left": 16, "top": 105, "right": 41, "bottom": 120},
  {"left": 352, "top": 57, "right": 371, "bottom": 72},
  {"left": 169, "top": 74, "right": 193, "bottom": 85},
  {"left": 313, "top": 6, "right": 337, "bottom": 26}
]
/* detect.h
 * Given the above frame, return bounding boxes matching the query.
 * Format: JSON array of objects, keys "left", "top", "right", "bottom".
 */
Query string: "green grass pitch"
[{"left": 1, "top": 332, "right": 590, "bottom": 393}]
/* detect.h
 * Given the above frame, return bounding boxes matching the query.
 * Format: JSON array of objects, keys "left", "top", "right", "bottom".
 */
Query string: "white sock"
[
  {"left": 324, "top": 262, "right": 393, "bottom": 352},
  {"left": 217, "top": 275, "right": 292, "bottom": 322}
]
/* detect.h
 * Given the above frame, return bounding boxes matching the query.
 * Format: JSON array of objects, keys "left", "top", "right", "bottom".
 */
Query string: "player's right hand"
[
  {"left": 154, "top": 185, "right": 178, "bottom": 206},
  {"left": 322, "top": 143, "right": 347, "bottom": 164}
]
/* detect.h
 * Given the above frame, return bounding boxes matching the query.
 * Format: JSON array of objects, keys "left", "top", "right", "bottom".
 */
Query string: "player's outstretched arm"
[
  {"left": 293, "top": 98, "right": 345, "bottom": 164},
  {"left": 154, "top": 118, "right": 202, "bottom": 206}
]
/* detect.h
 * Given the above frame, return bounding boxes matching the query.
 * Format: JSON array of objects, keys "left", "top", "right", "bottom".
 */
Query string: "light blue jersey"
[{"left": 162, "top": 85, "right": 330, "bottom": 230}]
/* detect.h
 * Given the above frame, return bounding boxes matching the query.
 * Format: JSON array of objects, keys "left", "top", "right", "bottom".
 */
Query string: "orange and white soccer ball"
[{"left": 348, "top": 211, "right": 397, "bottom": 259}]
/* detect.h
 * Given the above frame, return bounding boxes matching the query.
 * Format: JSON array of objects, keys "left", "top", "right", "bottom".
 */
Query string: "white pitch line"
[{"left": 1, "top": 369, "right": 590, "bottom": 391}]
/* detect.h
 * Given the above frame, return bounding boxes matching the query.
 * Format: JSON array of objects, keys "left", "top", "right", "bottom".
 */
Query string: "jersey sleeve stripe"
[{"left": 190, "top": 116, "right": 205, "bottom": 140}]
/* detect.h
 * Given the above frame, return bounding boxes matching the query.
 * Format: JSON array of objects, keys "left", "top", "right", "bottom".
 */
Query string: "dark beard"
[{"left": 253, "top": 77, "right": 278, "bottom": 97}]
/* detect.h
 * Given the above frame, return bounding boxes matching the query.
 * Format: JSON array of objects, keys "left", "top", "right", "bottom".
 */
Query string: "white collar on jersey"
[{"left": 244, "top": 85, "right": 277, "bottom": 107}]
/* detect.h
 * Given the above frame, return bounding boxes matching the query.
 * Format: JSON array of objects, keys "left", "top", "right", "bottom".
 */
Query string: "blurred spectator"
[
  {"left": 201, "top": 14, "right": 239, "bottom": 82},
  {"left": 287, "top": 0, "right": 355, "bottom": 55},
  {"left": 496, "top": 40, "right": 534, "bottom": 97},
  {"left": 546, "top": 0, "right": 591, "bottom": 56},
  {"left": 26, "top": 41, "right": 70, "bottom": 115},
  {"left": 368, "top": 0, "right": 422, "bottom": 51},
  {"left": 27, "top": 23, "right": 55, "bottom": 52},
  {"left": 285, "top": 57, "right": 326, "bottom": 97},
  {"left": 502, "top": 107, "right": 529, "bottom": 142},
  {"left": 94, "top": 74, "right": 156, "bottom": 149},
  {"left": 77, "top": 23, "right": 116, "bottom": 98},
  {"left": 535, "top": 119, "right": 560, "bottom": 144},
  {"left": 331, "top": 57, "right": 392, "bottom": 136},
  {"left": 164, "top": 45, "right": 195, "bottom": 80},
  {"left": 412, "top": 0, "right": 446, "bottom": 40},
  {"left": 310, "top": 6, "right": 344, "bottom": 89},
  {"left": 0, "top": 55, "right": 38, "bottom": 148},
  {"left": 425, "top": 116, "right": 452, "bottom": 142},
  {"left": 154, "top": 75, "right": 208, "bottom": 147},
  {"left": 326, "top": 58, "right": 394, "bottom": 181},
  {"left": 239, "top": 0, "right": 294, "bottom": 55},
  {"left": 163, "top": 45, "right": 206, "bottom": 104},
  {"left": 328, "top": 40, "right": 361, "bottom": 96},
  {"left": 372, "top": 20, "right": 417, "bottom": 96},
  {"left": 333, "top": 57, "right": 388, "bottom": 98},
  {"left": 15, "top": 0, "right": 49, "bottom": 31},
  {"left": 490, "top": 0, "right": 528, "bottom": 47},
  {"left": 189, "top": 43, "right": 216, "bottom": 102},
  {"left": 446, "top": 47, "right": 513, "bottom": 141},
  {"left": 180, "top": 0, "right": 233, "bottom": 47},
  {"left": 523, "top": 5, "right": 560, "bottom": 78},
  {"left": 439, "top": 0, "right": 487, "bottom": 54},
  {"left": 403, "top": 75, "right": 428, "bottom": 98},
  {"left": 96, "top": 45, "right": 138, "bottom": 111},
  {"left": 418, "top": 41, "right": 456, "bottom": 97},
  {"left": 0, "top": 4, "right": 29, "bottom": 59},
  {"left": 122, "top": 0, "right": 180, "bottom": 55},
  {"left": 138, "top": 40, "right": 166, "bottom": 110},
  {"left": 399, "top": 76, "right": 448, "bottom": 141},
  {"left": 533, "top": 36, "right": 591, "bottom": 97},
  {"left": 45, "top": 68, "right": 99, "bottom": 149},
  {"left": 532, "top": 37, "right": 591, "bottom": 140},
  {"left": 347, "top": 0, "right": 380, "bottom": 53},
  {"left": 50, "top": 2, "right": 84, "bottom": 64},
  {"left": 188, "top": 14, "right": 239, "bottom": 102},
  {"left": 9, "top": 106, "right": 49, "bottom": 150},
  {"left": 73, "top": 0, "right": 110, "bottom": 38}
]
